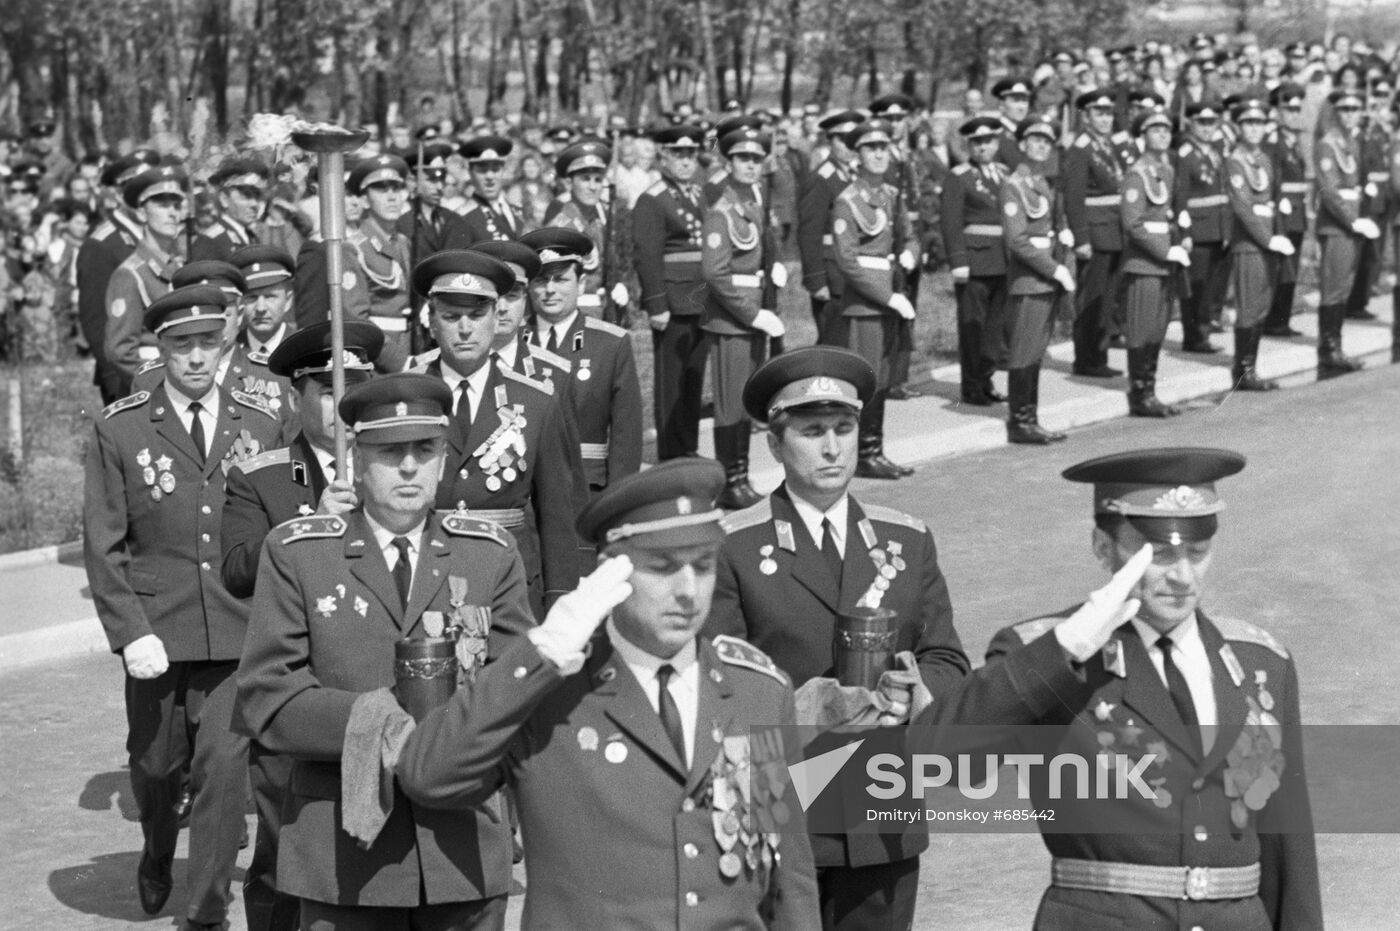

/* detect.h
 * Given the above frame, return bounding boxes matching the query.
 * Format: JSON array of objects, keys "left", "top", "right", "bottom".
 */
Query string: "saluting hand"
[
  {"left": 1053, "top": 544, "right": 1152, "bottom": 663},
  {"left": 317, "top": 479, "right": 358, "bottom": 516},
  {"left": 533, "top": 556, "right": 635, "bottom": 660}
]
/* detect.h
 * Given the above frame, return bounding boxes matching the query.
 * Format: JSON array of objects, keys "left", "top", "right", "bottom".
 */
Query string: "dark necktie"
[
  {"left": 545, "top": 327, "right": 559, "bottom": 354},
  {"left": 187, "top": 401, "right": 207, "bottom": 462},
  {"left": 1156, "top": 635, "right": 1203, "bottom": 755},
  {"left": 391, "top": 537, "right": 412, "bottom": 609},
  {"left": 820, "top": 517, "right": 844, "bottom": 584},
  {"left": 656, "top": 664, "right": 686, "bottom": 764},
  {"left": 454, "top": 382, "right": 472, "bottom": 433}
]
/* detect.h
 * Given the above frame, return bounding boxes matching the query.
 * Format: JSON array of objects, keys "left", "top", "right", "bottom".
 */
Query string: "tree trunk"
[
  {"left": 696, "top": 0, "right": 720, "bottom": 110},
  {"left": 780, "top": 0, "right": 800, "bottom": 112}
]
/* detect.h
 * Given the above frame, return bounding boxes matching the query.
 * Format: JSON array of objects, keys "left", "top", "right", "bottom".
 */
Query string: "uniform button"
[
  {"left": 1190, "top": 926, "right": 1203, "bottom": 931},
  {"left": 683, "top": 843, "right": 699, "bottom": 859},
  {"left": 201, "top": 505, "right": 212, "bottom": 515},
  {"left": 1193, "top": 826, "right": 1208, "bottom": 842},
  {"left": 681, "top": 798, "right": 696, "bottom": 812},
  {"left": 200, "top": 561, "right": 211, "bottom": 571},
  {"left": 1192, "top": 778, "right": 1205, "bottom": 791},
  {"left": 684, "top": 892, "right": 699, "bottom": 907},
  {"left": 201, "top": 533, "right": 211, "bottom": 543},
  {"left": 513, "top": 666, "right": 527, "bottom": 678}
]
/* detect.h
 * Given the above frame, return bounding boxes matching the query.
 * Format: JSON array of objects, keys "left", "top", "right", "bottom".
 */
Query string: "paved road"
[{"left": 3, "top": 365, "right": 1397, "bottom": 929}]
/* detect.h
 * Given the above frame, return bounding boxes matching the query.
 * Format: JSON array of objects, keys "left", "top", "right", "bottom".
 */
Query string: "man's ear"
[
  {"left": 766, "top": 428, "right": 781, "bottom": 461},
  {"left": 1090, "top": 526, "right": 1116, "bottom": 573}
]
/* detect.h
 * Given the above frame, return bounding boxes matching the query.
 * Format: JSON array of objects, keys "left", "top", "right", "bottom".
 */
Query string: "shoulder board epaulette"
[
  {"left": 236, "top": 447, "right": 291, "bottom": 474},
  {"left": 204, "top": 222, "right": 227, "bottom": 238},
  {"left": 1212, "top": 616, "right": 1290, "bottom": 659},
  {"left": 277, "top": 513, "right": 346, "bottom": 543},
  {"left": 817, "top": 161, "right": 836, "bottom": 178},
  {"left": 440, "top": 511, "right": 511, "bottom": 546},
  {"left": 92, "top": 221, "right": 116, "bottom": 240},
  {"left": 1178, "top": 143, "right": 1193, "bottom": 158},
  {"left": 407, "top": 347, "right": 440, "bottom": 371},
  {"left": 462, "top": 200, "right": 483, "bottom": 214},
  {"left": 583, "top": 316, "right": 627, "bottom": 337},
  {"left": 102, "top": 391, "right": 149, "bottom": 419},
  {"left": 719, "top": 497, "right": 772, "bottom": 534},
  {"left": 645, "top": 180, "right": 666, "bottom": 196},
  {"left": 231, "top": 389, "right": 277, "bottom": 419},
  {"left": 117, "top": 252, "right": 143, "bottom": 271},
  {"left": 1111, "top": 131, "right": 1131, "bottom": 145},
  {"left": 135, "top": 358, "right": 164, "bottom": 376},
  {"left": 1073, "top": 134, "right": 1090, "bottom": 149},
  {"left": 1010, "top": 615, "right": 1061, "bottom": 645},
  {"left": 246, "top": 348, "right": 271, "bottom": 366},
  {"left": 708, "top": 168, "right": 727, "bottom": 183},
  {"left": 498, "top": 364, "right": 551, "bottom": 395},
  {"left": 862, "top": 504, "right": 927, "bottom": 533},
  {"left": 712, "top": 634, "right": 789, "bottom": 686},
  {"left": 952, "top": 163, "right": 972, "bottom": 175},
  {"left": 527, "top": 342, "right": 573, "bottom": 372}
]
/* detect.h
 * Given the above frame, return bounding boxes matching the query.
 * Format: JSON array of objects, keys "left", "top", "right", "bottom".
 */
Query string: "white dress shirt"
[
  {"left": 310, "top": 443, "right": 339, "bottom": 484},
  {"left": 163, "top": 381, "right": 220, "bottom": 456},
  {"left": 788, "top": 491, "right": 849, "bottom": 558},
  {"left": 537, "top": 311, "right": 579, "bottom": 353},
  {"left": 607, "top": 619, "right": 699, "bottom": 767},
  {"left": 1131, "top": 614, "right": 1218, "bottom": 750},
  {"left": 364, "top": 512, "right": 426, "bottom": 581},
  {"left": 494, "top": 338, "right": 520, "bottom": 372},
  {"left": 247, "top": 323, "right": 288, "bottom": 357},
  {"left": 440, "top": 360, "right": 492, "bottom": 422}
]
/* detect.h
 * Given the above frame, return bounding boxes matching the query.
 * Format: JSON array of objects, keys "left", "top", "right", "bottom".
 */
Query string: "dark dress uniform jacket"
[
  {"left": 395, "top": 202, "right": 475, "bottom": 265},
  {"left": 191, "top": 213, "right": 257, "bottom": 263},
  {"left": 941, "top": 161, "right": 1010, "bottom": 276},
  {"left": 394, "top": 633, "right": 822, "bottom": 930},
  {"left": 1174, "top": 138, "right": 1231, "bottom": 244},
  {"left": 234, "top": 509, "right": 535, "bottom": 907},
  {"left": 704, "top": 487, "right": 971, "bottom": 867},
  {"left": 461, "top": 193, "right": 521, "bottom": 243},
  {"left": 1063, "top": 131, "right": 1128, "bottom": 251},
  {"left": 632, "top": 176, "right": 708, "bottom": 318},
  {"left": 83, "top": 383, "right": 283, "bottom": 659},
  {"left": 982, "top": 610, "right": 1321, "bottom": 931},
  {"left": 797, "top": 157, "right": 852, "bottom": 299},
  {"left": 1265, "top": 131, "right": 1308, "bottom": 237},
  {"left": 77, "top": 210, "right": 143, "bottom": 386}
]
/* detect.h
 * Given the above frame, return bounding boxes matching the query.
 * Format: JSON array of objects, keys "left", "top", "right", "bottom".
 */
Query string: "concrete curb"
[
  {"left": 0, "top": 616, "right": 109, "bottom": 669},
  {"left": 0, "top": 538, "right": 82, "bottom": 571}
]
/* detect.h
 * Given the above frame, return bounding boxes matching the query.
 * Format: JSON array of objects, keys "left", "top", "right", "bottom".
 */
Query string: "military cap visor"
[
  {"left": 992, "top": 79, "right": 1032, "bottom": 99},
  {"left": 959, "top": 116, "right": 1003, "bottom": 140},
  {"left": 460, "top": 135, "right": 514, "bottom": 163},
  {"left": 144, "top": 285, "right": 231, "bottom": 337},
  {"left": 818, "top": 110, "right": 865, "bottom": 135},
  {"left": 556, "top": 139, "right": 612, "bottom": 177},
  {"left": 713, "top": 114, "right": 764, "bottom": 139},
  {"left": 519, "top": 227, "right": 595, "bottom": 269},
  {"left": 577, "top": 458, "right": 727, "bottom": 549},
  {"left": 231, "top": 244, "right": 295, "bottom": 292},
  {"left": 1328, "top": 89, "right": 1364, "bottom": 109},
  {"left": 1234, "top": 101, "right": 1269, "bottom": 123},
  {"left": 411, "top": 250, "right": 516, "bottom": 301},
  {"left": 172, "top": 260, "right": 246, "bottom": 296},
  {"left": 101, "top": 148, "right": 160, "bottom": 188},
  {"left": 845, "top": 121, "right": 894, "bottom": 149},
  {"left": 1076, "top": 91, "right": 1116, "bottom": 111},
  {"left": 339, "top": 372, "right": 452, "bottom": 444},
  {"left": 410, "top": 140, "right": 456, "bottom": 171},
  {"left": 1134, "top": 110, "right": 1173, "bottom": 136},
  {"left": 123, "top": 166, "right": 188, "bottom": 209},
  {"left": 1064, "top": 447, "right": 1246, "bottom": 543},
  {"left": 1186, "top": 102, "right": 1221, "bottom": 120},
  {"left": 653, "top": 125, "right": 704, "bottom": 148},
  {"left": 467, "top": 240, "right": 542, "bottom": 283},
  {"left": 210, "top": 157, "right": 270, "bottom": 189},
  {"left": 743, "top": 346, "right": 875, "bottom": 423},
  {"left": 869, "top": 93, "right": 916, "bottom": 117},
  {"left": 1017, "top": 118, "right": 1058, "bottom": 142},
  {"left": 349, "top": 155, "right": 410, "bottom": 194},
  {"left": 268, "top": 319, "right": 383, "bottom": 382}
]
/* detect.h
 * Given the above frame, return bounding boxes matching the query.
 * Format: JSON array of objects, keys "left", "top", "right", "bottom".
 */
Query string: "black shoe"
[
  {"left": 1235, "top": 372, "right": 1279, "bottom": 391},
  {"left": 959, "top": 390, "right": 993, "bottom": 406},
  {"left": 1263, "top": 325, "right": 1302, "bottom": 337},
  {"left": 887, "top": 384, "right": 922, "bottom": 400},
  {"left": 1072, "top": 364, "right": 1122, "bottom": 378},
  {"left": 981, "top": 384, "right": 1007, "bottom": 403},
  {"left": 1007, "top": 421, "right": 1056, "bottom": 445},
  {"left": 875, "top": 454, "right": 914, "bottom": 476},
  {"left": 855, "top": 456, "right": 902, "bottom": 479},
  {"left": 1181, "top": 341, "right": 1221, "bottom": 354},
  {"left": 1318, "top": 354, "right": 1364, "bottom": 379},
  {"left": 137, "top": 849, "right": 173, "bottom": 915},
  {"left": 1346, "top": 307, "right": 1378, "bottom": 320},
  {"left": 1128, "top": 394, "right": 1177, "bottom": 418},
  {"left": 716, "top": 479, "right": 763, "bottom": 510}
]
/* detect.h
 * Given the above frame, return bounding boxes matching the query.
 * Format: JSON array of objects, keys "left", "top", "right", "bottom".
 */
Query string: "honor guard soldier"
[
  {"left": 700, "top": 126, "right": 784, "bottom": 509},
  {"left": 105, "top": 164, "right": 189, "bottom": 396},
  {"left": 191, "top": 156, "right": 270, "bottom": 262},
  {"left": 79, "top": 147, "right": 161, "bottom": 403},
  {"left": 1314, "top": 88, "right": 1376, "bottom": 376},
  {"left": 1347, "top": 78, "right": 1393, "bottom": 321},
  {"left": 545, "top": 138, "right": 625, "bottom": 318},
  {"left": 1121, "top": 109, "right": 1189, "bottom": 417},
  {"left": 221, "top": 320, "right": 382, "bottom": 931},
  {"left": 705, "top": 347, "right": 970, "bottom": 931},
  {"left": 632, "top": 123, "right": 712, "bottom": 460},
  {"left": 1226, "top": 99, "right": 1295, "bottom": 392},
  {"left": 702, "top": 113, "right": 763, "bottom": 206},
  {"left": 868, "top": 94, "right": 925, "bottom": 400},
  {"left": 1263, "top": 84, "right": 1309, "bottom": 337},
  {"left": 234, "top": 372, "right": 536, "bottom": 931},
  {"left": 979, "top": 448, "right": 1322, "bottom": 931},
  {"left": 1174, "top": 102, "right": 1232, "bottom": 353},
  {"left": 1000, "top": 117, "right": 1077, "bottom": 444},
  {"left": 992, "top": 78, "right": 1035, "bottom": 169},
  {"left": 460, "top": 135, "right": 521, "bottom": 241},
  {"left": 409, "top": 249, "right": 581, "bottom": 617},
  {"left": 941, "top": 116, "right": 1011, "bottom": 406},
  {"left": 829, "top": 120, "right": 918, "bottom": 479},
  {"left": 1063, "top": 90, "right": 1129, "bottom": 378},
  {"left": 797, "top": 110, "right": 861, "bottom": 335},
  {"left": 348, "top": 154, "right": 417, "bottom": 366},
  {"left": 83, "top": 285, "right": 282, "bottom": 931},
  {"left": 396, "top": 459, "right": 822, "bottom": 930},
  {"left": 397, "top": 140, "right": 473, "bottom": 268}
]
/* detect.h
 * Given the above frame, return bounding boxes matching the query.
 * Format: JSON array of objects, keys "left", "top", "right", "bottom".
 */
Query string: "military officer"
[
  {"left": 991, "top": 78, "right": 1035, "bottom": 169},
  {"left": 131, "top": 261, "right": 244, "bottom": 392},
  {"left": 632, "top": 123, "right": 712, "bottom": 460},
  {"left": 83, "top": 285, "right": 282, "bottom": 931},
  {"left": 397, "top": 139, "right": 474, "bottom": 267},
  {"left": 545, "top": 138, "right": 625, "bottom": 318},
  {"left": 460, "top": 135, "right": 521, "bottom": 242},
  {"left": 1173, "top": 101, "right": 1232, "bottom": 353},
  {"left": 1226, "top": 99, "right": 1296, "bottom": 392},
  {"left": 231, "top": 244, "right": 296, "bottom": 359},
  {"left": 1347, "top": 78, "right": 1393, "bottom": 321},
  {"left": 347, "top": 153, "right": 416, "bottom": 366},
  {"left": 867, "top": 94, "right": 925, "bottom": 401},
  {"left": 1314, "top": 88, "right": 1376, "bottom": 376},
  {"left": 941, "top": 116, "right": 1010, "bottom": 406},
  {"left": 1000, "top": 117, "right": 1077, "bottom": 444},
  {"left": 191, "top": 156, "right": 269, "bottom": 262},
  {"left": 395, "top": 459, "right": 822, "bottom": 930},
  {"left": 828, "top": 120, "right": 918, "bottom": 479},
  {"left": 1262, "top": 84, "right": 1309, "bottom": 338},
  {"left": 979, "top": 448, "right": 1322, "bottom": 931},
  {"left": 797, "top": 110, "right": 861, "bottom": 336},
  {"left": 1062, "top": 90, "right": 1129, "bottom": 378},
  {"left": 234, "top": 372, "right": 536, "bottom": 930},
  {"left": 704, "top": 347, "right": 969, "bottom": 931},
  {"left": 104, "top": 164, "right": 189, "bottom": 395},
  {"left": 408, "top": 249, "right": 581, "bottom": 617},
  {"left": 1120, "top": 109, "right": 1189, "bottom": 417},
  {"left": 700, "top": 126, "right": 784, "bottom": 509},
  {"left": 701, "top": 114, "right": 763, "bottom": 206}
]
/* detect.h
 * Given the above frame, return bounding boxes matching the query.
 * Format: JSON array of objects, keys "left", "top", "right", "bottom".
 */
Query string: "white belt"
[
  {"left": 1142, "top": 221, "right": 1169, "bottom": 234},
  {"left": 963, "top": 224, "right": 1004, "bottom": 236},
  {"left": 580, "top": 442, "right": 609, "bottom": 460},
  {"left": 373, "top": 316, "right": 409, "bottom": 332},
  {"left": 857, "top": 255, "right": 892, "bottom": 270},
  {"left": 1338, "top": 190, "right": 1361, "bottom": 201},
  {"left": 1251, "top": 204, "right": 1275, "bottom": 217},
  {"left": 1367, "top": 172, "right": 1389, "bottom": 183},
  {"left": 577, "top": 293, "right": 602, "bottom": 307},
  {"left": 731, "top": 273, "right": 763, "bottom": 288},
  {"left": 1186, "top": 194, "right": 1228, "bottom": 209},
  {"left": 1084, "top": 194, "right": 1121, "bottom": 207},
  {"left": 664, "top": 251, "right": 701, "bottom": 263},
  {"left": 1280, "top": 182, "right": 1309, "bottom": 194},
  {"left": 1028, "top": 236, "right": 1051, "bottom": 249},
  {"left": 1051, "top": 859, "right": 1261, "bottom": 902},
  {"left": 137, "top": 345, "right": 160, "bottom": 361},
  {"left": 821, "top": 234, "right": 834, "bottom": 246},
  {"left": 454, "top": 508, "right": 525, "bottom": 529}
]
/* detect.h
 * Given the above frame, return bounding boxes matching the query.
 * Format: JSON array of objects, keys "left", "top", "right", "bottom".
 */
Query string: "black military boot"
[
  {"left": 1233, "top": 326, "right": 1278, "bottom": 391},
  {"left": 1317, "top": 304, "right": 1363, "bottom": 378},
  {"left": 715, "top": 423, "right": 763, "bottom": 510},
  {"left": 1005, "top": 368, "right": 1057, "bottom": 445},
  {"left": 855, "top": 434, "right": 900, "bottom": 479},
  {"left": 1127, "top": 346, "right": 1173, "bottom": 417}
]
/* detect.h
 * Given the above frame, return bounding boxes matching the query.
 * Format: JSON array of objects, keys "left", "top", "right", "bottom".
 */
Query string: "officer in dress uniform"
[
  {"left": 397, "top": 140, "right": 474, "bottom": 269},
  {"left": 221, "top": 320, "right": 382, "bottom": 931},
  {"left": 704, "top": 347, "right": 970, "bottom": 931},
  {"left": 460, "top": 135, "right": 521, "bottom": 242},
  {"left": 191, "top": 156, "right": 269, "bottom": 262},
  {"left": 700, "top": 127, "right": 785, "bottom": 509},
  {"left": 131, "top": 261, "right": 244, "bottom": 392},
  {"left": 992, "top": 78, "right": 1035, "bottom": 169},
  {"left": 545, "top": 138, "right": 625, "bottom": 318},
  {"left": 1314, "top": 88, "right": 1375, "bottom": 377},
  {"left": 797, "top": 111, "right": 862, "bottom": 336},
  {"left": 701, "top": 114, "right": 763, "bottom": 207},
  {"left": 1120, "top": 109, "right": 1190, "bottom": 418},
  {"left": 1000, "top": 117, "right": 1077, "bottom": 444},
  {"left": 1346, "top": 78, "right": 1393, "bottom": 321},
  {"left": 521, "top": 227, "right": 643, "bottom": 505},
  {"left": 828, "top": 120, "right": 918, "bottom": 479},
  {"left": 407, "top": 249, "right": 581, "bottom": 618},
  {"left": 1262, "top": 84, "right": 1309, "bottom": 338},
  {"left": 105, "top": 164, "right": 189, "bottom": 395},
  {"left": 231, "top": 243, "right": 297, "bottom": 359},
  {"left": 347, "top": 154, "right": 416, "bottom": 367},
  {"left": 83, "top": 285, "right": 283, "bottom": 931},
  {"left": 633, "top": 123, "right": 712, "bottom": 460},
  {"left": 941, "top": 116, "right": 1011, "bottom": 406},
  {"left": 234, "top": 372, "right": 535, "bottom": 931},
  {"left": 979, "top": 448, "right": 1322, "bottom": 931},
  {"left": 867, "top": 94, "right": 925, "bottom": 401},
  {"left": 1063, "top": 90, "right": 1130, "bottom": 378},
  {"left": 1226, "top": 99, "right": 1296, "bottom": 392},
  {"left": 79, "top": 148, "right": 161, "bottom": 403},
  {"left": 1174, "top": 102, "right": 1232, "bottom": 353},
  {"left": 395, "top": 459, "right": 822, "bottom": 930}
]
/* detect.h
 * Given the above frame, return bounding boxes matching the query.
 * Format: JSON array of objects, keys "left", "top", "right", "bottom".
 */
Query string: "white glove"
[
  {"left": 648, "top": 311, "right": 671, "bottom": 331},
  {"left": 1278, "top": 198, "right": 1293, "bottom": 216},
  {"left": 1052, "top": 265, "right": 1077, "bottom": 293},
  {"left": 532, "top": 556, "right": 634, "bottom": 660},
  {"left": 123, "top": 633, "right": 169, "bottom": 680},
  {"left": 1180, "top": 236, "right": 1193, "bottom": 252},
  {"left": 1053, "top": 545, "right": 1152, "bottom": 662},
  {"left": 1267, "top": 235, "right": 1296, "bottom": 257},
  {"left": 771, "top": 263, "right": 789, "bottom": 288},
  {"left": 899, "top": 250, "right": 917, "bottom": 272},
  {"left": 751, "top": 309, "right": 786, "bottom": 337},
  {"left": 1058, "top": 228, "right": 1076, "bottom": 249},
  {"left": 813, "top": 285, "right": 831, "bottom": 302},
  {"left": 1074, "top": 243, "right": 1093, "bottom": 260},
  {"left": 1353, "top": 218, "right": 1381, "bottom": 240},
  {"left": 1365, "top": 182, "right": 1379, "bottom": 199},
  {"left": 610, "top": 282, "right": 630, "bottom": 306},
  {"left": 1166, "top": 245, "right": 1191, "bottom": 267},
  {"left": 887, "top": 293, "right": 916, "bottom": 320},
  {"left": 1177, "top": 210, "right": 1192, "bottom": 230},
  {"left": 951, "top": 266, "right": 970, "bottom": 283}
]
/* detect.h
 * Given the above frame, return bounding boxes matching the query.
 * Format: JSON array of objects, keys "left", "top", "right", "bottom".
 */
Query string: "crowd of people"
[{"left": 27, "top": 24, "right": 1370, "bottom": 931}]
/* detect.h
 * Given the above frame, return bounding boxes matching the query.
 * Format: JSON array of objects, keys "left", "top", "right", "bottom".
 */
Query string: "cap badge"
[
  {"left": 395, "top": 402, "right": 408, "bottom": 417},
  {"left": 676, "top": 497, "right": 693, "bottom": 516},
  {"left": 1154, "top": 485, "right": 1208, "bottom": 511},
  {"left": 481, "top": 148, "right": 500, "bottom": 160},
  {"left": 538, "top": 248, "right": 566, "bottom": 264},
  {"left": 807, "top": 376, "right": 838, "bottom": 396}
]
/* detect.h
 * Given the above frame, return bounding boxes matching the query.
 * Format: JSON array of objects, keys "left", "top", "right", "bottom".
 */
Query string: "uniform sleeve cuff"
[{"left": 527, "top": 626, "right": 586, "bottom": 676}]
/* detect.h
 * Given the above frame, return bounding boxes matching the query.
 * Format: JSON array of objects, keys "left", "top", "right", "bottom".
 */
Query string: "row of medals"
[
  {"left": 467, "top": 405, "right": 528, "bottom": 491},
  {"left": 136, "top": 448, "right": 177, "bottom": 500},
  {"left": 710, "top": 735, "right": 786, "bottom": 879}
]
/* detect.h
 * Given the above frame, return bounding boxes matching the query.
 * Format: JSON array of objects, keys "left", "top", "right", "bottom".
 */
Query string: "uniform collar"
[
  {"left": 786, "top": 489, "right": 849, "bottom": 551},
  {"left": 606, "top": 618, "right": 699, "bottom": 680},
  {"left": 363, "top": 509, "right": 427, "bottom": 557}
]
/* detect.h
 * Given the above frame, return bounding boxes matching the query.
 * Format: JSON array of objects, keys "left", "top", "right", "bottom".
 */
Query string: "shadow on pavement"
[
  {"left": 48, "top": 850, "right": 183, "bottom": 922},
  {"left": 79, "top": 769, "right": 141, "bottom": 821}
]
